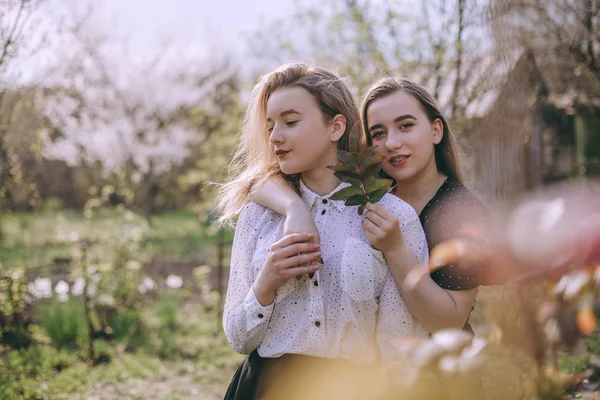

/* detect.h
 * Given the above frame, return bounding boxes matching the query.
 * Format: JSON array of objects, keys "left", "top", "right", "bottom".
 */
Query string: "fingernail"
[
  {"left": 313, "top": 243, "right": 320, "bottom": 249},
  {"left": 307, "top": 233, "right": 314, "bottom": 237}
]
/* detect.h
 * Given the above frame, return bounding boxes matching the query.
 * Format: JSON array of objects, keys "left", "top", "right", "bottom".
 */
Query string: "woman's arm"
[
  {"left": 250, "top": 176, "right": 321, "bottom": 246},
  {"left": 223, "top": 203, "right": 275, "bottom": 354},
  {"left": 223, "top": 204, "right": 321, "bottom": 354},
  {"left": 363, "top": 202, "right": 477, "bottom": 333}
]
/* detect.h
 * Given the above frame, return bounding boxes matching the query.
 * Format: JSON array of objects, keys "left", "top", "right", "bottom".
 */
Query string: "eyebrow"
[
  {"left": 368, "top": 114, "right": 416, "bottom": 132},
  {"left": 267, "top": 109, "right": 302, "bottom": 122}
]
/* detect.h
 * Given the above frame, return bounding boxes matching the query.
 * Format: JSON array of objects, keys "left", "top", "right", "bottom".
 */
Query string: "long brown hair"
[
  {"left": 217, "top": 62, "right": 362, "bottom": 224},
  {"left": 361, "top": 77, "right": 465, "bottom": 185}
]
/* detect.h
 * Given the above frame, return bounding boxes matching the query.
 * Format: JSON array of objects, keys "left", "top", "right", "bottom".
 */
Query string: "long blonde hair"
[
  {"left": 361, "top": 77, "right": 465, "bottom": 185},
  {"left": 217, "top": 62, "right": 362, "bottom": 224}
]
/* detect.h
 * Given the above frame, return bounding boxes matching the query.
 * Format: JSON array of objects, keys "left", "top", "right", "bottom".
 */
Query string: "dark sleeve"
[{"left": 426, "top": 193, "right": 490, "bottom": 291}]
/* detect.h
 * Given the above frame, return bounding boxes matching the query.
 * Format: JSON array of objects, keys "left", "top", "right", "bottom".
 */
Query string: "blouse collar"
[{"left": 299, "top": 179, "right": 350, "bottom": 212}]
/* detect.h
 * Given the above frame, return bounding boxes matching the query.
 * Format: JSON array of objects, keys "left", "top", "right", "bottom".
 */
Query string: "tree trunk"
[{"left": 450, "top": 0, "right": 465, "bottom": 117}]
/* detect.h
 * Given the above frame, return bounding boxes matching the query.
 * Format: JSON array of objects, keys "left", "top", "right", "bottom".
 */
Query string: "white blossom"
[
  {"left": 28, "top": 277, "right": 52, "bottom": 299},
  {"left": 69, "top": 231, "right": 80, "bottom": 243},
  {"left": 166, "top": 274, "right": 183, "bottom": 289},
  {"left": 55, "top": 280, "right": 69, "bottom": 295},
  {"left": 71, "top": 278, "right": 85, "bottom": 296},
  {"left": 138, "top": 276, "right": 156, "bottom": 294},
  {"left": 57, "top": 292, "right": 69, "bottom": 302},
  {"left": 98, "top": 293, "right": 115, "bottom": 306}
]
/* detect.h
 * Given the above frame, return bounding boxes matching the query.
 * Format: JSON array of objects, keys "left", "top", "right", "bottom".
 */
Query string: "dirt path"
[{"left": 81, "top": 363, "right": 231, "bottom": 400}]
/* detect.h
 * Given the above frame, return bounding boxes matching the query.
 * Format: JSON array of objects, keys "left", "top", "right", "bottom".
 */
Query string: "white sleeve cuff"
[{"left": 244, "top": 286, "right": 275, "bottom": 332}]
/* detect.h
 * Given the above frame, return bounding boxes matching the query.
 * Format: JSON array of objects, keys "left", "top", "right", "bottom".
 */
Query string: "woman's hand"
[
  {"left": 284, "top": 200, "right": 321, "bottom": 246},
  {"left": 362, "top": 202, "right": 405, "bottom": 254},
  {"left": 254, "top": 233, "right": 321, "bottom": 306}
]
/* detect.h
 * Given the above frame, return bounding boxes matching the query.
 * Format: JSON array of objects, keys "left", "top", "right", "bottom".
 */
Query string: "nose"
[
  {"left": 385, "top": 131, "right": 403, "bottom": 151},
  {"left": 269, "top": 124, "right": 284, "bottom": 145}
]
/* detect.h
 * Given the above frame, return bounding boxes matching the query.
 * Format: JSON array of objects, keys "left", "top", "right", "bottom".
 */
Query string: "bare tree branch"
[{"left": 0, "top": 0, "right": 27, "bottom": 67}]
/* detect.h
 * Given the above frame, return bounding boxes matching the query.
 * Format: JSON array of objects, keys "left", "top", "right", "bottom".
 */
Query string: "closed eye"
[{"left": 286, "top": 120, "right": 298, "bottom": 127}]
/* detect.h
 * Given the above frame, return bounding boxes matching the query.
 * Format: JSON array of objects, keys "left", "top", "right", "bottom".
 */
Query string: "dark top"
[{"left": 419, "top": 178, "right": 489, "bottom": 291}]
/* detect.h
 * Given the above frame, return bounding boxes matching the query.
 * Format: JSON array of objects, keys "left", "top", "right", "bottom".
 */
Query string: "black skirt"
[{"left": 224, "top": 350, "right": 266, "bottom": 400}]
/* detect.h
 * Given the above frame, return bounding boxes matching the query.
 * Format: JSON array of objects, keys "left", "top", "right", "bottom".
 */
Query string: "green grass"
[
  {"left": 0, "top": 299, "right": 244, "bottom": 400},
  {"left": 0, "top": 210, "right": 227, "bottom": 267}
]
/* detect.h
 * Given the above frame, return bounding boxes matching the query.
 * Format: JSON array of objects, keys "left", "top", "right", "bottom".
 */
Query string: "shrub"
[
  {"left": 36, "top": 296, "right": 86, "bottom": 350},
  {"left": 107, "top": 307, "right": 145, "bottom": 351}
]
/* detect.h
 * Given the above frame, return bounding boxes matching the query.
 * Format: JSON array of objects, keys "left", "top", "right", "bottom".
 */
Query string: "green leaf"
[
  {"left": 366, "top": 178, "right": 393, "bottom": 193},
  {"left": 358, "top": 205, "right": 365, "bottom": 215},
  {"left": 368, "top": 189, "right": 387, "bottom": 203},
  {"left": 360, "top": 153, "right": 384, "bottom": 171},
  {"left": 327, "top": 164, "right": 354, "bottom": 173},
  {"left": 335, "top": 150, "right": 358, "bottom": 169},
  {"left": 334, "top": 171, "right": 362, "bottom": 186},
  {"left": 329, "top": 185, "right": 364, "bottom": 201},
  {"left": 345, "top": 194, "right": 368, "bottom": 206},
  {"left": 357, "top": 146, "right": 378, "bottom": 170},
  {"left": 360, "top": 161, "right": 382, "bottom": 180}
]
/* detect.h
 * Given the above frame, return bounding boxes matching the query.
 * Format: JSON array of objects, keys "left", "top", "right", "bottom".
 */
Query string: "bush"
[
  {"left": 154, "top": 292, "right": 181, "bottom": 331},
  {"left": 107, "top": 307, "right": 145, "bottom": 351},
  {"left": 36, "top": 296, "right": 86, "bottom": 350},
  {"left": 585, "top": 328, "right": 600, "bottom": 356},
  {"left": 558, "top": 352, "right": 591, "bottom": 374},
  {"left": 0, "top": 346, "right": 57, "bottom": 399}
]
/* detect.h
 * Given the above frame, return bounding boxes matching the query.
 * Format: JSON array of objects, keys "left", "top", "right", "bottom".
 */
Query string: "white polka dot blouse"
[{"left": 223, "top": 180, "right": 430, "bottom": 364}]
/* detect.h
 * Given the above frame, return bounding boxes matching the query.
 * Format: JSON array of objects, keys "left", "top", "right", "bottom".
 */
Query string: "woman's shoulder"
[
  {"left": 423, "top": 179, "right": 488, "bottom": 221},
  {"left": 421, "top": 178, "right": 490, "bottom": 242},
  {"left": 377, "top": 192, "right": 419, "bottom": 221}
]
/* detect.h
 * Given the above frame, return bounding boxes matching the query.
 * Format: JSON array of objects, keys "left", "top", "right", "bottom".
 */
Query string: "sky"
[
  {"left": 7, "top": 0, "right": 310, "bottom": 83},
  {"left": 91, "top": 0, "right": 303, "bottom": 57}
]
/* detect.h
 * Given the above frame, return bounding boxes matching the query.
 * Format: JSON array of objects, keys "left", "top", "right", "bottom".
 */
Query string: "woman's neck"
[
  {"left": 394, "top": 162, "right": 447, "bottom": 215},
  {"left": 301, "top": 167, "right": 341, "bottom": 196}
]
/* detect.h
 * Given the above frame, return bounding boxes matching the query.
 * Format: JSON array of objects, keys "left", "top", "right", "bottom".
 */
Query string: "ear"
[
  {"left": 432, "top": 118, "right": 443, "bottom": 145},
  {"left": 331, "top": 114, "right": 347, "bottom": 142}
]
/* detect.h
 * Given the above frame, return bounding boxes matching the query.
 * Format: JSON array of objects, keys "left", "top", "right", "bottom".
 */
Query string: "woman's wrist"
[
  {"left": 381, "top": 239, "right": 407, "bottom": 259},
  {"left": 383, "top": 242, "right": 415, "bottom": 275},
  {"left": 253, "top": 278, "right": 276, "bottom": 307}
]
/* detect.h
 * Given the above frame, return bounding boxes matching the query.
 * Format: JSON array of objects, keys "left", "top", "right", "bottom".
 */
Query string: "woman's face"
[
  {"left": 366, "top": 90, "right": 442, "bottom": 183},
  {"left": 267, "top": 86, "right": 338, "bottom": 175}
]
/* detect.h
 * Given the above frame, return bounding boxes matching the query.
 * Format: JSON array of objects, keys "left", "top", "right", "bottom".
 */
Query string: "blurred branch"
[
  {"left": 0, "top": 0, "right": 45, "bottom": 69},
  {"left": 0, "top": 0, "right": 26, "bottom": 67},
  {"left": 450, "top": 0, "right": 466, "bottom": 117}
]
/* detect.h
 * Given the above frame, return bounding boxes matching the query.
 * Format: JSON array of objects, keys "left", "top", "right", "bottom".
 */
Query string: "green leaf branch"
[{"left": 327, "top": 145, "right": 393, "bottom": 215}]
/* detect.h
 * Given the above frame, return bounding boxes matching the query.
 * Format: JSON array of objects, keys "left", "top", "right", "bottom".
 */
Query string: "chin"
[
  {"left": 383, "top": 167, "right": 413, "bottom": 182},
  {"left": 279, "top": 163, "right": 302, "bottom": 175}
]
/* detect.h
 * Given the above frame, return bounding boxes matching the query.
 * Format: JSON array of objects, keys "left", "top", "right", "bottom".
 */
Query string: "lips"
[
  {"left": 275, "top": 149, "right": 290, "bottom": 158},
  {"left": 388, "top": 154, "right": 410, "bottom": 167}
]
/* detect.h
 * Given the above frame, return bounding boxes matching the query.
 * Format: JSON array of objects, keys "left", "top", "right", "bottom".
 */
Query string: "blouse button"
[
  {"left": 258, "top": 313, "right": 264, "bottom": 319},
  {"left": 322, "top": 199, "right": 328, "bottom": 204},
  {"left": 313, "top": 280, "right": 318, "bottom": 287},
  {"left": 321, "top": 210, "right": 326, "bottom": 215},
  {"left": 314, "top": 321, "right": 321, "bottom": 327}
]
